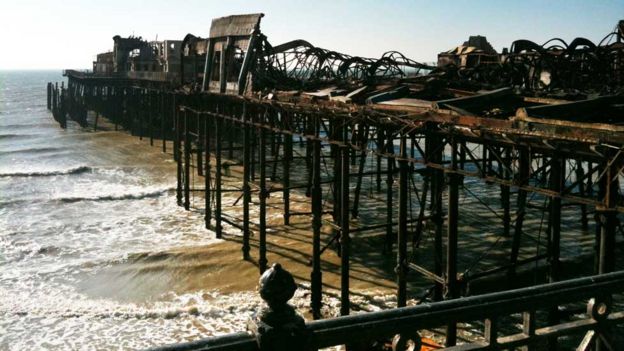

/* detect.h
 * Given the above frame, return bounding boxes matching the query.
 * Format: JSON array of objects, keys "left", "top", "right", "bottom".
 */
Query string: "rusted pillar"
[
  {"left": 183, "top": 110, "right": 191, "bottom": 211},
  {"left": 576, "top": 159, "right": 588, "bottom": 230},
  {"left": 595, "top": 152, "right": 619, "bottom": 351},
  {"left": 283, "top": 113, "right": 292, "bottom": 225},
  {"left": 139, "top": 89, "right": 144, "bottom": 140},
  {"left": 311, "top": 116, "right": 323, "bottom": 320},
  {"left": 340, "top": 141, "right": 350, "bottom": 316},
  {"left": 445, "top": 136, "right": 460, "bottom": 347},
  {"left": 509, "top": 147, "right": 529, "bottom": 278},
  {"left": 47, "top": 82, "right": 51, "bottom": 110},
  {"left": 549, "top": 155, "right": 564, "bottom": 283},
  {"left": 397, "top": 135, "right": 408, "bottom": 308},
  {"left": 149, "top": 91, "right": 154, "bottom": 146},
  {"left": 242, "top": 103, "right": 251, "bottom": 260},
  {"left": 429, "top": 132, "right": 444, "bottom": 302},
  {"left": 385, "top": 129, "right": 394, "bottom": 254},
  {"left": 161, "top": 92, "right": 166, "bottom": 153},
  {"left": 94, "top": 112, "right": 99, "bottom": 132},
  {"left": 501, "top": 147, "right": 511, "bottom": 237},
  {"left": 197, "top": 107, "right": 203, "bottom": 176},
  {"left": 215, "top": 113, "right": 223, "bottom": 239},
  {"left": 259, "top": 120, "right": 268, "bottom": 273},
  {"left": 376, "top": 129, "right": 383, "bottom": 192},
  {"left": 351, "top": 124, "right": 369, "bottom": 218},
  {"left": 547, "top": 155, "right": 564, "bottom": 350},
  {"left": 204, "top": 113, "right": 212, "bottom": 230},
  {"left": 176, "top": 108, "right": 183, "bottom": 206},
  {"left": 172, "top": 94, "right": 179, "bottom": 161},
  {"left": 598, "top": 151, "right": 619, "bottom": 275},
  {"left": 332, "top": 120, "right": 342, "bottom": 224},
  {"left": 305, "top": 115, "right": 314, "bottom": 197}
]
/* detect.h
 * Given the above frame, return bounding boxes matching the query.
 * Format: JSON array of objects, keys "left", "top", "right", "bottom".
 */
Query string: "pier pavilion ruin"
[{"left": 47, "top": 14, "right": 624, "bottom": 349}]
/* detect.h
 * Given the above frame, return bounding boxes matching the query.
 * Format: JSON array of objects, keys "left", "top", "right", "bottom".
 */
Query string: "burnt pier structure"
[{"left": 48, "top": 14, "right": 624, "bottom": 349}]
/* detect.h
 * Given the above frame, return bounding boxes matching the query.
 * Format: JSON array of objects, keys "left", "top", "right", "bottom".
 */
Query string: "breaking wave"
[
  {"left": 0, "top": 166, "right": 92, "bottom": 178},
  {"left": 56, "top": 188, "right": 175, "bottom": 203}
]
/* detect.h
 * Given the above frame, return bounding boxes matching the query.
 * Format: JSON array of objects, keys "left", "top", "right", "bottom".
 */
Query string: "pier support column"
[
  {"left": 385, "top": 129, "right": 394, "bottom": 254},
  {"left": 242, "top": 103, "right": 251, "bottom": 260},
  {"left": 510, "top": 147, "right": 529, "bottom": 279},
  {"left": 445, "top": 136, "right": 460, "bottom": 347},
  {"left": 283, "top": 113, "right": 292, "bottom": 225},
  {"left": 311, "top": 116, "right": 323, "bottom": 320},
  {"left": 215, "top": 113, "right": 223, "bottom": 239},
  {"left": 161, "top": 92, "right": 166, "bottom": 153},
  {"left": 259, "top": 119, "right": 268, "bottom": 274},
  {"left": 429, "top": 132, "right": 444, "bottom": 302},
  {"left": 204, "top": 114, "right": 212, "bottom": 230},
  {"left": 547, "top": 154, "right": 564, "bottom": 350},
  {"left": 576, "top": 159, "right": 589, "bottom": 230},
  {"left": 340, "top": 141, "right": 350, "bottom": 316},
  {"left": 501, "top": 147, "right": 511, "bottom": 237},
  {"left": 183, "top": 110, "right": 191, "bottom": 211},
  {"left": 176, "top": 108, "right": 183, "bottom": 206},
  {"left": 197, "top": 107, "right": 203, "bottom": 176},
  {"left": 397, "top": 135, "right": 409, "bottom": 308},
  {"left": 351, "top": 124, "right": 369, "bottom": 218}
]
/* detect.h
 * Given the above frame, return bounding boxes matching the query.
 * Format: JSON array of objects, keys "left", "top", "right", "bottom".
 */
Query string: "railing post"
[
  {"left": 520, "top": 310, "right": 536, "bottom": 351},
  {"left": 248, "top": 263, "right": 307, "bottom": 351}
]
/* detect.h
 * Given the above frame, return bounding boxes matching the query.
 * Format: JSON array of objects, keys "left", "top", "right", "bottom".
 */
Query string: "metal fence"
[{"left": 150, "top": 265, "right": 624, "bottom": 351}]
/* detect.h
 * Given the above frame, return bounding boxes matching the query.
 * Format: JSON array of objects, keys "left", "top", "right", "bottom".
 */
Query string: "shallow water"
[{"left": 0, "top": 71, "right": 264, "bottom": 350}]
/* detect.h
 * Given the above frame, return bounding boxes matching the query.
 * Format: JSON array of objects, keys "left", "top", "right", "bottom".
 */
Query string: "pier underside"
[{"left": 45, "top": 13, "right": 624, "bottom": 349}]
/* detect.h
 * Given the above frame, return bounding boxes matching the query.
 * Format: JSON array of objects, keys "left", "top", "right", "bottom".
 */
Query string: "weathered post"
[
  {"left": 176, "top": 108, "right": 183, "bottom": 206},
  {"left": 547, "top": 154, "right": 564, "bottom": 350},
  {"left": 283, "top": 112, "right": 293, "bottom": 225},
  {"left": 248, "top": 263, "right": 307, "bottom": 351},
  {"left": 259, "top": 117, "right": 268, "bottom": 273},
  {"left": 509, "top": 147, "right": 529, "bottom": 279},
  {"left": 397, "top": 134, "right": 408, "bottom": 308},
  {"left": 204, "top": 114, "right": 212, "bottom": 230},
  {"left": 385, "top": 129, "right": 394, "bottom": 254},
  {"left": 445, "top": 135, "right": 460, "bottom": 347},
  {"left": 242, "top": 103, "right": 251, "bottom": 260},
  {"left": 215, "top": 112, "right": 223, "bottom": 239},
  {"left": 340, "top": 142, "right": 350, "bottom": 316},
  {"left": 311, "top": 116, "right": 323, "bottom": 319},
  {"left": 183, "top": 109, "right": 191, "bottom": 211}
]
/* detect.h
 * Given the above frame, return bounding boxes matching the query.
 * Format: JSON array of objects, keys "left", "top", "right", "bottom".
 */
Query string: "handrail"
[{"left": 149, "top": 269, "right": 624, "bottom": 351}]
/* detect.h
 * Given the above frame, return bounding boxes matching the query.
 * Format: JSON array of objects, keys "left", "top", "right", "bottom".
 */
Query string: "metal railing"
[{"left": 150, "top": 265, "right": 624, "bottom": 351}]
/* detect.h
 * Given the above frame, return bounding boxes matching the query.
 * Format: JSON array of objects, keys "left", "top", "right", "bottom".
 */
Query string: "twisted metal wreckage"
[{"left": 47, "top": 14, "right": 624, "bottom": 350}]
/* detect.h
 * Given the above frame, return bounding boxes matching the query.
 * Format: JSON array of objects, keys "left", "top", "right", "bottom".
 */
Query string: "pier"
[{"left": 47, "top": 14, "right": 624, "bottom": 349}]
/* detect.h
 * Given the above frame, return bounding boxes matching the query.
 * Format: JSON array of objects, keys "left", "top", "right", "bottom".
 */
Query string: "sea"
[{"left": 0, "top": 70, "right": 270, "bottom": 350}]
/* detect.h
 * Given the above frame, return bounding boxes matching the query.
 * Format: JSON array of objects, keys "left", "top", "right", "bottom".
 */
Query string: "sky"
[{"left": 0, "top": 0, "right": 622, "bottom": 69}]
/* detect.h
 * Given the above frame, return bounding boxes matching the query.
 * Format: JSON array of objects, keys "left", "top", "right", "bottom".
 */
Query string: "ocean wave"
[
  {"left": 56, "top": 188, "right": 174, "bottom": 203},
  {"left": 0, "top": 187, "right": 174, "bottom": 206},
  {"left": 0, "top": 133, "right": 33, "bottom": 140},
  {"left": 0, "top": 166, "right": 92, "bottom": 177},
  {"left": 0, "top": 146, "right": 61, "bottom": 156}
]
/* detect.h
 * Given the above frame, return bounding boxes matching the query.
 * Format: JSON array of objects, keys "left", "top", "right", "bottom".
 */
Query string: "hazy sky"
[{"left": 1, "top": 0, "right": 622, "bottom": 69}]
